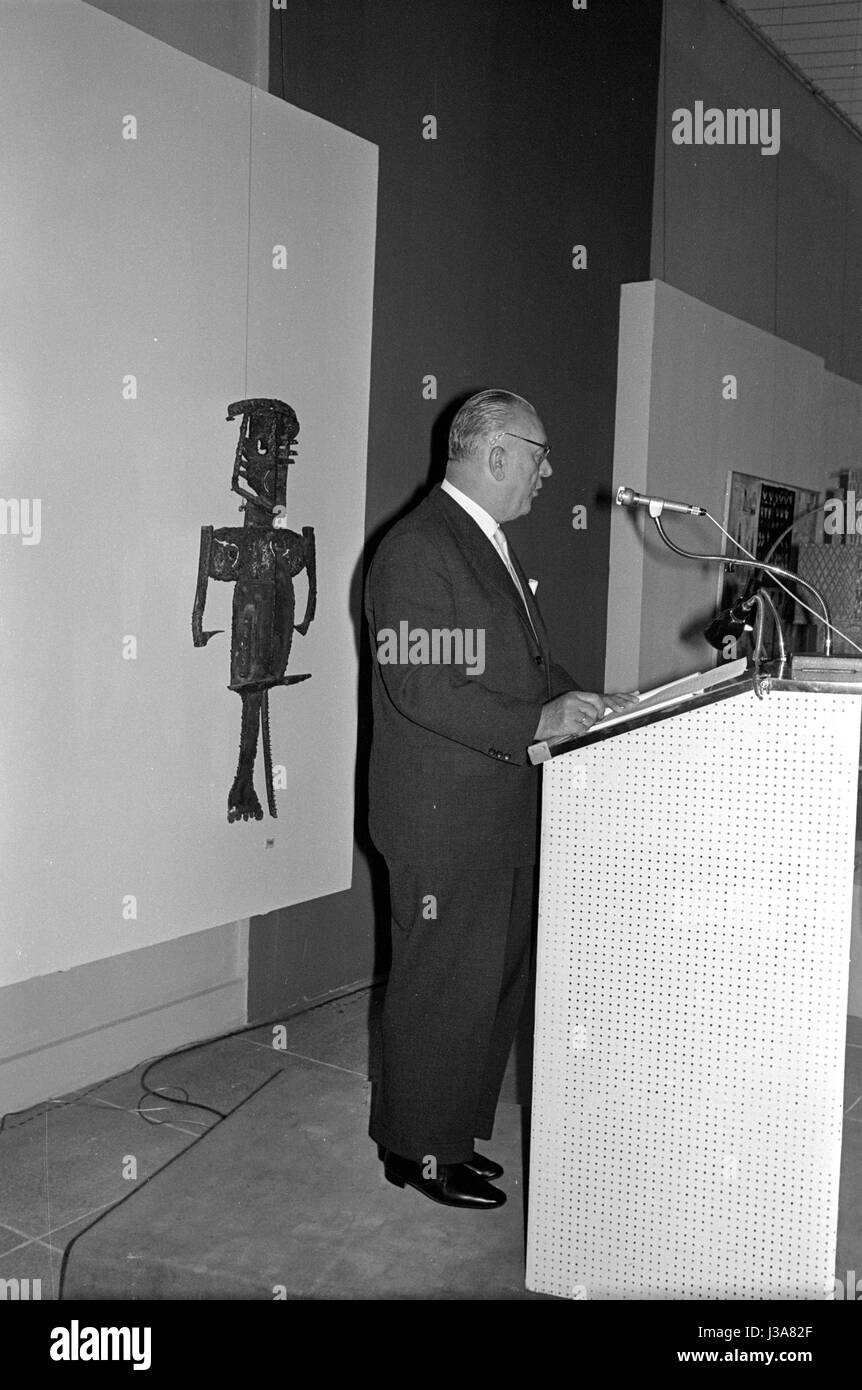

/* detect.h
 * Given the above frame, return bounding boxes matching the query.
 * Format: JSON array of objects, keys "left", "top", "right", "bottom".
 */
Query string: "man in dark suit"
[{"left": 365, "top": 389, "right": 633, "bottom": 1208}]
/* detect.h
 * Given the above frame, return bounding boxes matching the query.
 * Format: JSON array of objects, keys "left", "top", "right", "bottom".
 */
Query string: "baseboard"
[{"left": 0, "top": 920, "right": 249, "bottom": 1119}]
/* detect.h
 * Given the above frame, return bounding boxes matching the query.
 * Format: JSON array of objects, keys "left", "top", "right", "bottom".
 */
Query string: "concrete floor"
[{"left": 0, "top": 989, "right": 860, "bottom": 1299}]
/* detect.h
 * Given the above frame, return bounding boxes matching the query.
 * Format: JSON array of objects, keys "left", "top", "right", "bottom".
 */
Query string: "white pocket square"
[{"left": 528, "top": 578, "right": 538, "bottom": 595}]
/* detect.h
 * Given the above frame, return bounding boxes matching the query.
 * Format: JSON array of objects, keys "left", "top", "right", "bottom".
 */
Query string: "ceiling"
[{"left": 734, "top": 0, "right": 862, "bottom": 132}]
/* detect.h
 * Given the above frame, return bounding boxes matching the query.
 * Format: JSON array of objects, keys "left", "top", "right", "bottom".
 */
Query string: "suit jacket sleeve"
[
  {"left": 548, "top": 657, "right": 580, "bottom": 699},
  {"left": 367, "top": 529, "right": 545, "bottom": 766}
]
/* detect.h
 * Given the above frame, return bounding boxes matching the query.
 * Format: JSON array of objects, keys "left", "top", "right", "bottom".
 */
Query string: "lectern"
[{"left": 526, "top": 671, "right": 862, "bottom": 1301}]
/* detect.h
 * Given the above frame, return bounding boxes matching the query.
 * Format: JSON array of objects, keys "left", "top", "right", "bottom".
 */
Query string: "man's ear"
[{"left": 487, "top": 443, "right": 506, "bottom": 481}]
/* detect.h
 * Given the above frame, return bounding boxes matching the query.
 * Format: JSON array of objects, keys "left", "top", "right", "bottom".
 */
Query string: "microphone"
[
  {"left": 616, "top": 485, "right": 706, "bottom": 517},
  {"left": 616, "top": 480, "right": 836, "bottom": 660}
]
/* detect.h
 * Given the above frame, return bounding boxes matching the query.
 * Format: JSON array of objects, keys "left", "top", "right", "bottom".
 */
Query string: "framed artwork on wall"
[{"left": 716, "top": 471, "right": 822, "bottom": 659}]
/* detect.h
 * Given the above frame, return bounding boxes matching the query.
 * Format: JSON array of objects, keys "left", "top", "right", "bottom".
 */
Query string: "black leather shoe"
[
  {"left": 463, "top": 1151, "right": 504, "bottom": 1181},
  {"left": 377, "top": 1143, "right": 504, "bottom": 1182},
  {"left": 382, "top": 1151, "right": 506, "bottom": 1208}
]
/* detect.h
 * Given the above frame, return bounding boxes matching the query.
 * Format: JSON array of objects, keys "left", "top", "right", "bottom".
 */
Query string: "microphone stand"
[
  {"left": 649, "top": 514, "right": 834, "bottom": 673},
  {"left": 754, "top": 590, "right": 787, "bottom": 663},
  {"left": 741, "top": 590, "right": 787, "bottom": 697}
]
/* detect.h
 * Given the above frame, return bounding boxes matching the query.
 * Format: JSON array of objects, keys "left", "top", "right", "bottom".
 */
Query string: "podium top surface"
[{"left": 528, "top": 661, "right": 862, "bottom": 764}]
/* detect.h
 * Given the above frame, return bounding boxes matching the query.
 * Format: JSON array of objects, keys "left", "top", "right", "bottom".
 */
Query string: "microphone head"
[
  {"left": 616, "top": 486, "right": 635, "bottom": 507},
  {"left": 703, "top": 604, "right": 753, "bottom": 651}
]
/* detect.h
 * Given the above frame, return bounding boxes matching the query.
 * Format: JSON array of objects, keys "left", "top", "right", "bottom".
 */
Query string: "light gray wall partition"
[
  {"left": 605, "top": 280, "right": 854, "bottom": 692},
  {"left": 84, "top": 0, "right": 269, "bottom": 85},
  {"left": 0, "top": 0, "right": 376, "bottom": 1112}
]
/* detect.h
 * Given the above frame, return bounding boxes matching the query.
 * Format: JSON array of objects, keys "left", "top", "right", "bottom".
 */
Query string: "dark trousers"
[{"left": 370, "top": 859, "right": 535, "bottom": 1166}]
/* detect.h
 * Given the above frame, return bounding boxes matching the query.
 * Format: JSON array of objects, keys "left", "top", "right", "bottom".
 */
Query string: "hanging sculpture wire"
[{"left": 192, "top": 398, "right": 317, "bottom": 822}]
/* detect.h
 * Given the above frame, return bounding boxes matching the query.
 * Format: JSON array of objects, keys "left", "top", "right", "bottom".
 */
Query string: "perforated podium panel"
[{"left": 526, "top": 689, "right": 861, "bottom": 1300}]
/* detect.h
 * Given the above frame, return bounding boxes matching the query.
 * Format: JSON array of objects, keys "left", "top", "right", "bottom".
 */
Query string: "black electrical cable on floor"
[
  {"left": 135, "top": 1060, "right": 227, "bottom": 1127},
  {"left": 1, "top": 985, "right": 373, "bottom": 1298},
  {"left": 48, "top": 991, "right": 372, "bottom": 1300},
  {"left": 55, "top": 1059, "right": 285, "bottom": 1303}
]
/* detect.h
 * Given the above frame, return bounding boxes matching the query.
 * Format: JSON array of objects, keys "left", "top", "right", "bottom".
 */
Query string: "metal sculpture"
[{"left": 192, "top": 398, "right": 316, "bottom": 822}]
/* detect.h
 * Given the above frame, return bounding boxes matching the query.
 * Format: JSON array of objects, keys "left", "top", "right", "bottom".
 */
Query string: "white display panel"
[
  {"left": 0, "top": 1, "right": 377, "bottom": 985},
  {"left": 527, "top": 689, "right": 860, "bottom": 1300}
]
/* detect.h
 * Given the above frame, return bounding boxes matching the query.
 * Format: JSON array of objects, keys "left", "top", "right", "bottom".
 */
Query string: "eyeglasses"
[{"left": 500, "top": 431, "right": 551, "bottom": 464}]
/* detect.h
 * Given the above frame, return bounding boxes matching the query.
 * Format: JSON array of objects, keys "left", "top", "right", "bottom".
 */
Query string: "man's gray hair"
[{"left": 448, "top": 389, "right": 535, "bottom": 463}]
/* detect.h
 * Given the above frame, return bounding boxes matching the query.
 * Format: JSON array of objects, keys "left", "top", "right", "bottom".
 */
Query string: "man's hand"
[{"left": 533, "top": 689, "right": 639, "bottom": 742}]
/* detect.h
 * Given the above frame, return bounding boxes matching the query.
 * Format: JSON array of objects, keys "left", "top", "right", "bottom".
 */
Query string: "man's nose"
[{"left": 540, "top": 458, "right": 552, "bottom": 478}]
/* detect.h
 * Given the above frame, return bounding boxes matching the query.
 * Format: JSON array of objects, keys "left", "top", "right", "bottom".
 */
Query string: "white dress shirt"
[
  {"left": 441, "top": 478, "right": 537, "bottom": 637},
  {"left": 440, "top": 478, "right": 499, "bottom": 543}
]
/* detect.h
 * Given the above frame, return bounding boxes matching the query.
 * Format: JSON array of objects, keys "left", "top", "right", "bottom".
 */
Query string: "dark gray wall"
[
  {"left": 652, "top": 0, "right": 862, "bottom": 384},
  {"left": 247, "top": 0, "right": 664, "bottom": 1021}
]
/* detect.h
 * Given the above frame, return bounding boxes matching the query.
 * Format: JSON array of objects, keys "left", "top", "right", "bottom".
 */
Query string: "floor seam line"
[
  {"left": 34, "top": 1196, "right": 130, "bottom": 1243},
  {"left": 0, "top": 1235, "right": 41, "bottom": 1260},
  {"left": 272, "top": 1049, "right": 369, "bottom": 1079},
  {"left": 0, "top": 1219, "right": 45, "bottom": 1243}
]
